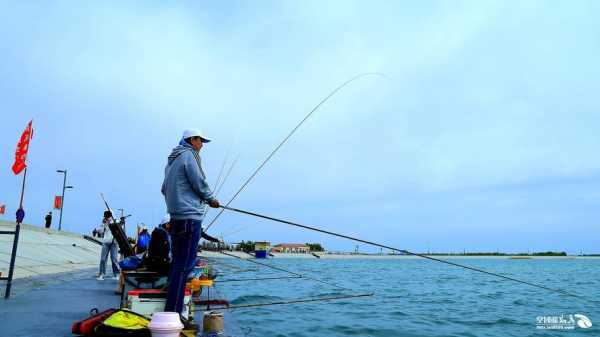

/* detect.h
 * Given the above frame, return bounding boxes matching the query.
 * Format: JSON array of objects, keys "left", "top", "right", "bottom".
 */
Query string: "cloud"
[{"left": 1, "top": 1, "right": 599, "bottom": 252}]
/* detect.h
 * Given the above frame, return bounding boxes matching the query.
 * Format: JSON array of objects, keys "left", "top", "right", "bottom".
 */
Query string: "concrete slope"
[{"left": 0, "top": 221, "right": 101, "bottom": 279}]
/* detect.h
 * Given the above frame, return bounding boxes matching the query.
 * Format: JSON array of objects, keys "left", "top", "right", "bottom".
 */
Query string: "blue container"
[{"left": 255, "top": 250, "right": 267, "bottom": 259}]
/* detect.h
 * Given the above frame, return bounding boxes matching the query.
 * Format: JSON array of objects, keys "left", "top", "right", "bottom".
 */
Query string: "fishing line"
[
  {"left": 192, "top": 293, "right": 373, "bottom": 311},
  {"left": 213, "top": 151, "right": 229, "bottom": 194},
  {"left": 218, "top": 250, "right": 350, "bottom": 291},
  {"left": 0, "top": 257, "right": 44, "bottom": 275},
  {"left": 205, "top": 72, "right": 384, "bottom": 231},
  {"left": 217, "top": 276, "right": 302, "bottom": 283},
  {"left": 220, "top": 205, "right": 593, "bottom": 302},
  {"left": 214, "top": 155, "right": 239, "bottom": 197},
  {"left": 0, "top": 252, "right": 92, "bottom": 268},
  {"left": 217, "top": 225, "right": 249, "bottom": 239},
  {"left": 201, "top": 256, "right": 259, "bottom": 272},
  {"left": 205, "top": 152, "right": 234, "bottom": 216},
  {"left": 203, "top": 285, "right": 253, "bottom": 337}
]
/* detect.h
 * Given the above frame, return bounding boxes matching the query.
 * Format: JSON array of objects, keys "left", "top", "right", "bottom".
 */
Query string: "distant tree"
[
  {"left": 237, "top": 240, "right": 255, "bottom": 252},
  {"left": 306, "top": 243, "right": 324, "bottom": 252},
  {"left": 200, "top": 241, "right": 219, "bottom": 251},
  {"left": 532, "top": 251, "right": 567, "bottom": 256}
]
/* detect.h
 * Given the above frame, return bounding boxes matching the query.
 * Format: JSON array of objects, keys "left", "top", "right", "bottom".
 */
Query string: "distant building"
[
  {"left": 272, "top": 243, "right": 310, "bottom": 254},
  {"left": 254, "top": 241, "right": 270, "bottom": 259}
]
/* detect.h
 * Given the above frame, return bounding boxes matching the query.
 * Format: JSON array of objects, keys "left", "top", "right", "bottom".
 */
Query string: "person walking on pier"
[
  {"left": 96, "top": 211, "right": 120, "bottom": 280},
  {"left": 162, "top": 129, "right": 220, "bottom": 315},
  {"left": 44, "top": 211, "right": 52, "bottom": 229}
]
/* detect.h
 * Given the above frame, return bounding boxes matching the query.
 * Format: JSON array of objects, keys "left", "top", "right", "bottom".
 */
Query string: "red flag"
[
  {"left": 54, "top": 196, "right": 62, "bottom": 210},
  {"left": 0, "top": 204, "right": 5, "bottom": 215},
  {"left": 12, "top": 120, "right": 33, "bottom": 175}
]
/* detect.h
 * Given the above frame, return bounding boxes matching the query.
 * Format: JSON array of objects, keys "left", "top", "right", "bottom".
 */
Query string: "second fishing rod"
[{"left": 218, "top": 204, "right": 596, "bottom": 304}]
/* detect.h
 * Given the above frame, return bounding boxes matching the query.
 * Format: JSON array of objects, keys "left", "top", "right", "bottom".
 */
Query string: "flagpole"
[
  {"left": 4, "top": 120, "right": 32, "bottom": 299},
  {"left": 4, "top": 168, "right": 26, "bottom": 299},
  {"left": 18, "top": 168, "right": 27, "bottom": 209}
]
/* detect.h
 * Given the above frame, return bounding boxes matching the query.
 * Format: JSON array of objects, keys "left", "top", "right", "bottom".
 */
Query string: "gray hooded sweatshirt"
[{"left": 161, "top": 141, "right": 215, "bottom": 221}]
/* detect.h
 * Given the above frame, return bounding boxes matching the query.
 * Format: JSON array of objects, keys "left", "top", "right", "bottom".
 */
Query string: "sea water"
[{"left": 210, "top": 257, "right": 599, "bottom": 337}]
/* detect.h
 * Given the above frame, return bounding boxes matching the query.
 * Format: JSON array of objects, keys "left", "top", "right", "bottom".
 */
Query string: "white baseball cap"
[{"left": 182, "top": 129, "right": 211, "bottom": 143}]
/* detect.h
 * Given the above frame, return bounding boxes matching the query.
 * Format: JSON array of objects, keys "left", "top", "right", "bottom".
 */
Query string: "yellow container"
[
  {"left": 186, "top": 282, "right": 199, "bottom": 292},
  {"left": 190, "top": 279, "right": 201, "bottom": 290},
  {"left": 189, "top": 278, "right": 213, "bottom": 290},
  {"left": 197, "top": 279, "right": 213, "bottom": 287}
]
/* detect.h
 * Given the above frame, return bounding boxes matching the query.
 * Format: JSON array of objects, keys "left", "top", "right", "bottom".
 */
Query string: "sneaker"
[
  {"left": 111, "top": 275, "right": 119, "bottom": 280},
  {"left": 96, "top": 275, "right": 104, "bottom": 281}
]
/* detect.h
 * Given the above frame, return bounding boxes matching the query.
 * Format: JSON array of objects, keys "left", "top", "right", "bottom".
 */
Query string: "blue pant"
[
  {"left": 98, "top": 241, "right": 120, "bottom": 276},
  {"left": 165, "top": 219, "right": 201, "bottom": 314}
]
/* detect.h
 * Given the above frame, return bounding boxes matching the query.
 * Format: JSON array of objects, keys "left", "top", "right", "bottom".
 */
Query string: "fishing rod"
[
  {"left": 99, "top": 193, "right": 135, "bottom": 257},
  {"left": 219, "top": 205, "right": 591, "bottom": 302},
  {"left": 205, "top": 72, "right": 384, "bottom": 231},
  {"left": 99, "top": 193, "right": 122, "bottom": 225},
  {"left": 217, "top": 275, "right": 302, "bottom": 283},
  {"left": 218, "top": 250, "right": 350, "bottom": 291},
  {"left": 192, "top": 293, "right": 373, "bottom": 311},
  {"left": 99, "top": 194, "right": 113, "bottom": 220}
]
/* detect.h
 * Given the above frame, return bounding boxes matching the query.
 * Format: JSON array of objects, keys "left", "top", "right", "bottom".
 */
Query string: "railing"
[{"left": 0, "top": 222, "right": 21, "bottom": 299}]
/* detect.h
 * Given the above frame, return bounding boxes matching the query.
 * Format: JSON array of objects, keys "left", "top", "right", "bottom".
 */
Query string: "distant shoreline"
[{"left": 200, "top": 251, "right": 600, "bottom": 259}]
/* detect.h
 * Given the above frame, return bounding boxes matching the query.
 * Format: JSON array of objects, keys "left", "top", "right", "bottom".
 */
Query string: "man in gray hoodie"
[{"left": 161, "top": 128, "right": 220, "bottom": 315}]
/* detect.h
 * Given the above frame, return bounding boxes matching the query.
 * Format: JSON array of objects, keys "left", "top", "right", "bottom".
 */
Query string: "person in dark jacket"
[
  {"left": 161, "top": 129, "right": 220, "bottom": 315},
  {"left": 44, "top": 212, "right": 52, "bottom": 229}
]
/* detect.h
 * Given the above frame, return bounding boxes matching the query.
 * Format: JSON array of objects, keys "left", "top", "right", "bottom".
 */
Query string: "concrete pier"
[{"left": 0, "top": 221, "right": 101, "bottom": 279}]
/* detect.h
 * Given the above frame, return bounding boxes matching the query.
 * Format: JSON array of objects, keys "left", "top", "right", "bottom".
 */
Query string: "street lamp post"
[
  {"left": 117, "top": 208, "right": 126, "bottom": 234},
  {"left": 56, "top": 170, "right": 74, "bottom": 231}
]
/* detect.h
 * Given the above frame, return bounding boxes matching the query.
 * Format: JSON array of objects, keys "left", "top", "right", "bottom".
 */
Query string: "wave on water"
[
  {"left": 308, "top": 291, "right": 344, "bottom": 297},
  {"left": 478, "top": 291, "right": 505, "bottom": 299},
  {"left": 388, "top": 310, "right": 409, "bottom": 317},
  {"left": 448, "top": 317, "right": 531, "bottom": 328},
  {"left": 216, "top": 258, "right": 600, "bottom": 337},
  {"left": 230, "top": 294, "right": 284, "bottom": 305},
  {"left": 321, "top": 324, "right": 413, "bottom": 337},
  {"left": 512, "top": 298, "right": 526, "bottom": 306},
  {"left": 407, "top": 297, "right": 456, "bottom": 304}
]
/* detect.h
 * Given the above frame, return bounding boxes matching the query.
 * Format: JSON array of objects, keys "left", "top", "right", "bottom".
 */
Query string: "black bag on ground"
[{"left": 144, "top": 227, "right": 171, "bottom": 275}]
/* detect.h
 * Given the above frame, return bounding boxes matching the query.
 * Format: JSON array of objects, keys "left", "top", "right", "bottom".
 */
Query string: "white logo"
[
  {"left": 536, "top": 314, "right": 592, "bottom": 330},
  {"left": 574, "top": 314, "right": 592, "bottom": 329}
]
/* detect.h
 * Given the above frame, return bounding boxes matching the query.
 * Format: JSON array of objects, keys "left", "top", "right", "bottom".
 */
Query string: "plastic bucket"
[
  {"left": 203, "top": 311, "right": 224, "bottom": 335},
  {"left": 148, "top": 312, "right": 183, "bottom": 337}
]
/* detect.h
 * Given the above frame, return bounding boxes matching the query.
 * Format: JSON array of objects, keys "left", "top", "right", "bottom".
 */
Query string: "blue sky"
[{"left": 1, "top": 1, "right": 599, "bottom": 253}]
